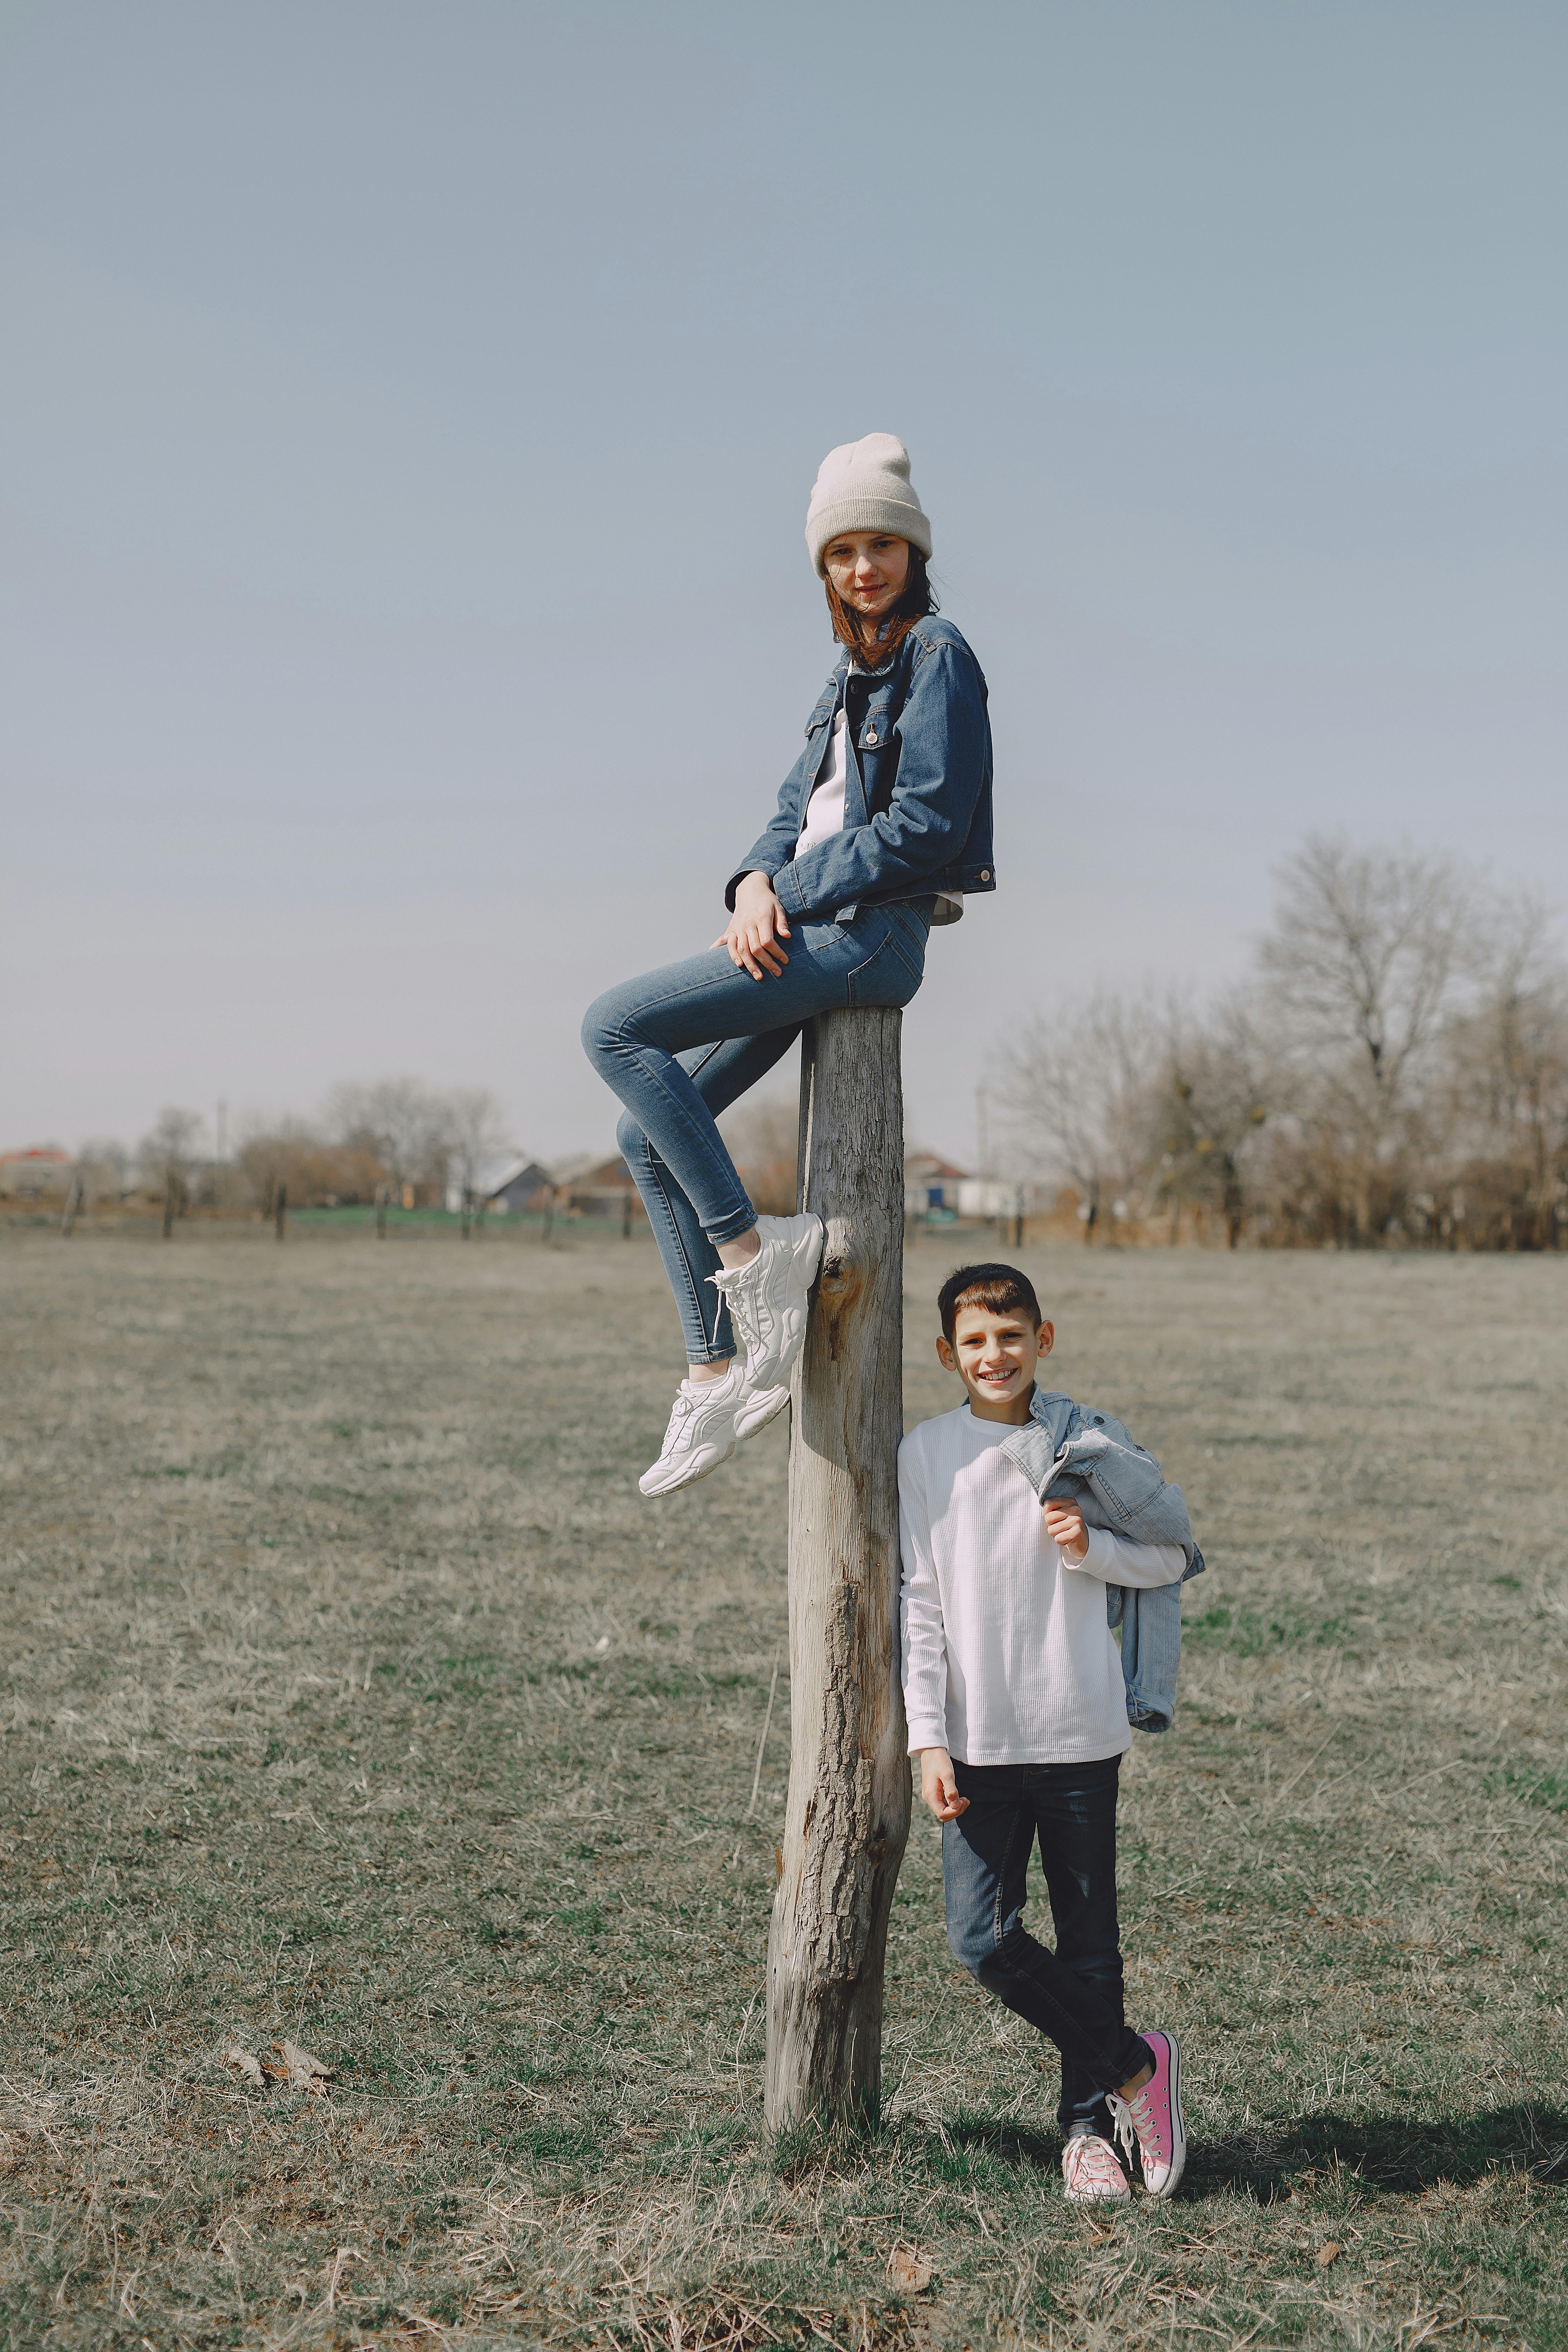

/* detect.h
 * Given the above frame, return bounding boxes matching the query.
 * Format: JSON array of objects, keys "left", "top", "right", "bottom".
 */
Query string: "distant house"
[
  {"left": 486, "top": 1158, "right": 554, "bottom": 1214},
  {"left": 551, "top": 1153, "right": 646, "bottom": 1220},
  {"left": 0, "top": 1147, "right": 72, "bottom": 1199},
  {"left": 957, "top": 1177, "right": 1021, "bottom": 1218},
  {"left": 904, "top": 1150, "right": 969, "bottom": 1217}
]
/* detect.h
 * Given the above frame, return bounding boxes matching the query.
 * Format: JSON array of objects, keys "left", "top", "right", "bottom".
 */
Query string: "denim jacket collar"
[{"left": 727, "top": 615, "right": 995, "bottom": 926}]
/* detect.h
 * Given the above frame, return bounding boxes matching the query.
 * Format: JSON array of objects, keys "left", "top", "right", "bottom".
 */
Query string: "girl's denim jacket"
[
  {"left": 1000, "top": 1390, "right": 1206, "bottom": 1734},
  {"left": 725, "top": 617, "right": 995, "bottom": 925}
]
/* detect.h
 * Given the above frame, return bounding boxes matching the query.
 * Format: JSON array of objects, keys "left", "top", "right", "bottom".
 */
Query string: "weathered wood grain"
[{"left": 764, "top": 1006, "right": 913, "bottom": 2129}]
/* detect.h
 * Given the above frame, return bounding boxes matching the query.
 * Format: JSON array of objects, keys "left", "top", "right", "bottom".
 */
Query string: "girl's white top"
[
  {"left": 796, "top": 706, "right": 850, "bottom": 860},
  {"left": 898, "top": 1403, "right": 1184, "bottom": 1765},
  {"left": 792, "top": 694, "right": 962, "bottom": 921}
]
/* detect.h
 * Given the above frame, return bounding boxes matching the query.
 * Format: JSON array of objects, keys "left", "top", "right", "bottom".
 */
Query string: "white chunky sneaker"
[
  {"left": 707, "top": 1213, "right": 824, "bottom": 1393},
  {"left": 638, "top": 1364, "right": 745, "bottom": 1497},
  {"left": 733, "top": 1379, "right": 790, "bottom": 1443},
  {"left": 1061, "top": 2132, "right": 1131, "bottom": 2205}
]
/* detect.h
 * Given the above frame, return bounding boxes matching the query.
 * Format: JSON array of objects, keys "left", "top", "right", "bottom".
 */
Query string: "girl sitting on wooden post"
[{"left": 582, "top": 434, "right": 995, "bottom": 1495}]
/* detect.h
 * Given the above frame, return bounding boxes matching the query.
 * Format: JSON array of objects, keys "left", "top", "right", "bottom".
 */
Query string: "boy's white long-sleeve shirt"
[{"left": 898, "top": 1403, "right": 1185, "bottom": 1765}]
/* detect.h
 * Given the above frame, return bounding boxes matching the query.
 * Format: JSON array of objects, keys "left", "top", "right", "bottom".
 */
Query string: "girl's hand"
[
  {"left": 714, "top": 873, "right": 791, "bottom": 980},
  {"left": 1043, "top": 1499, "right": 1089, "bottom": 1564},
  {"left": 919, "top": 1748, "right": 968, "bottom": 1822}
]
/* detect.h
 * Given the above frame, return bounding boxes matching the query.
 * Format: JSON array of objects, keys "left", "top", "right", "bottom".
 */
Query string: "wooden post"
[
  {"left": 765, "top": 1007, "right": 912, "bottom": 2132},
  {"left": 376, "top": 1183, "right": 388, "bottom": 1239},
  {"left": 275, "top": 1182, "right": 287, "bottom": 1242}
]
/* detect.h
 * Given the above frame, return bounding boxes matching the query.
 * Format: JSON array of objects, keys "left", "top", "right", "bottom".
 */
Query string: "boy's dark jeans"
[{"left": 943, "top": 1756, "right": 1152, "bottom": 2142}]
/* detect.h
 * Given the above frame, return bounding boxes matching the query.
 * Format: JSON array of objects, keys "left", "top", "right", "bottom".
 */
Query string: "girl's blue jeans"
[{"left": 582, "top": 899, "right": 931, "bottom": 1364}]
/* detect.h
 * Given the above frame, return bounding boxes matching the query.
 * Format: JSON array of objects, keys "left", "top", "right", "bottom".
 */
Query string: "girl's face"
[{"left": 822, "top": 532, "right": 911, "bottom": 625}]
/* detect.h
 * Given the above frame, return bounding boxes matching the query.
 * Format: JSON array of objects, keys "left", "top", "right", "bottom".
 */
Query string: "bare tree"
[
  {"left": 1262, "top": 837, "right": 1463, "bottom": 1125},
  {"left": 981, "top": 835, "right": 1567, "bottom": 1255},
  {"left": 74, "top": 1138, "right": 130, "bottom": 1215},
  {"left": 326, "top": 1078, "right": 450, "bottom": 1203},
  {"left": 233, "top": 1117, "right": 375, "bottom": 1216},
  {"left": 1259, "top": 838, "right": 1465, "bottom": 1240},
  {"left": 997, "top": 991, "right": 1164, "bottom": 1239},
  {"left": 718, "top": 1091, "right": 800, "bottom": 1216},
  {"left": 140, "top": 1107, "right": 203, "bottom": 1237},
  {"left": 1438, "top": 891, "right": 1568, "bottom": 1247},
  {"left": 79, "top": 1138, "right": 130, "bottom": 1185},
  {"left": 1155, "top": 994, "right": 1273, "bottom": 1246},
  {"left": 444, "top": 1087, "right": 511, "bottom": 1230}
]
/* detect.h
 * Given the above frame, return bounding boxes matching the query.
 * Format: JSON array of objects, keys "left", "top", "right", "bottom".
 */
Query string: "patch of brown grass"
[{"left": 1, "top": 1226, "right": 1564, "bottom": 2348}]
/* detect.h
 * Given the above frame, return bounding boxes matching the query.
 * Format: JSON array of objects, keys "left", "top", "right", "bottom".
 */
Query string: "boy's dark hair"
[{"left": 937, "top": 1263, "right": 1043, "bottom": 1345}]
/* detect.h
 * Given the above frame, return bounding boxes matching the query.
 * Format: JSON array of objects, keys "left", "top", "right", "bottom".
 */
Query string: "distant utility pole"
[
  {"left": 216, "top": 1100, "right": 228, "bottom": 1163},
  {"left": 975, "top": 1086, "right": 989, "bottom": 1179}
]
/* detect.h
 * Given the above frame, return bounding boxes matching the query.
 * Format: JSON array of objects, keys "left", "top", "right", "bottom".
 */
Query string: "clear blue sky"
[{"left": 4, "top": 0, "right": 1564, "bottom": 1167}]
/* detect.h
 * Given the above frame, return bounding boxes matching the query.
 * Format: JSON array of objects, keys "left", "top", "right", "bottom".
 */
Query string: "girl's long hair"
[{"left": 825, "top": 546, "right": 938, "bottom": 668}]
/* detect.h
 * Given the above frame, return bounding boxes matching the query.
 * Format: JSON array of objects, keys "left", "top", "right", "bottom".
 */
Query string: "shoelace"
[
  {"left": 1064, "top": 2136, "right": 1125, "bottom": 2194},
  {"left": 660, "top": 1370, "right": 737, "bottom": 1447},
  {"left": 708, "top": 1258, "right": 765, "bottom": 1355},
  {"left": 659, "top": 1391, "right": 696, "bottom": 1442},
  {"left": 1110, "top": 2084, "right": 1160, "bottom": 2171}
]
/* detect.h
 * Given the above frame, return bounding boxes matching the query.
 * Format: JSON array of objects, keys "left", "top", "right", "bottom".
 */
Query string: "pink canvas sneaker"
[
  {"left": 1108, "top": 2030, "right": 1186, "bottom": 2197},
  {"left": 1061, "top": 2131, "right": 1130, "bottom": 2205}
]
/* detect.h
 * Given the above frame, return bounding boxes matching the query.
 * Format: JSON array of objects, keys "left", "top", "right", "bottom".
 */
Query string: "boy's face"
[{"left": 937, "top": 1303, "right": 1054, "bottom": 1422}]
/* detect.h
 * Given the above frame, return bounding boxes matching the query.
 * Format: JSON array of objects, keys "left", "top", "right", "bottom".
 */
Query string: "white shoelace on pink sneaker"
[
  {"left": 1111, "top": 2081, "right": 1166, "bottom": 2173},
  {"left": 1062, "top": 2134, "right": 1129, "bottom": 2203}
]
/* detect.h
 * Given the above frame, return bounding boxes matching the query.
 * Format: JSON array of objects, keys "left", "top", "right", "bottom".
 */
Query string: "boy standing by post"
[{"left": 898, "top": 1264, "right": 1194, "bottom": 2204}]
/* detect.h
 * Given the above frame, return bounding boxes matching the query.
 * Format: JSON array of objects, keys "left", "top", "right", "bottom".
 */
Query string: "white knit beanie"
[{"left": 805, "top": 432, "right": 932, "bottom": 576}]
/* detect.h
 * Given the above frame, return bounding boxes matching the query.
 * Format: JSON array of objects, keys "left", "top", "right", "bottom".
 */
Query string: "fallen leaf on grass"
[
  {"left": 887, "top": 2246, "right": 933, "bottom": 2293},
  {"left": 223, "top": 2048, "right": 265, "bottom": 2088},
  {"left": 275, "top": 2041, "right": 335, "bottom": 2091},
  {"left": 1316, "top": 2242, "right": 1342, "bottom": 2267}
]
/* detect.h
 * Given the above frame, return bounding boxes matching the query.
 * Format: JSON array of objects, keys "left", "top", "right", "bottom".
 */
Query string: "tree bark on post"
[{"left": 765, "top": 1006, "right": 912, "bottom": 2132}]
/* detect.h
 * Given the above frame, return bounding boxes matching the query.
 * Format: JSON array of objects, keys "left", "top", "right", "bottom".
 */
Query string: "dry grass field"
[{"left": 2, "top": 1225, "right": 1565, "bottom": 2351}]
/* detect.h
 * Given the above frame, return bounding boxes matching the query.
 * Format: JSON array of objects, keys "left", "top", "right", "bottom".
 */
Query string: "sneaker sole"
[
  {"left": 733, "top": 1384, "right": 790, "bottom": 1442},
  {"left": 637, "top": 1427, "right": 738, "bottom": 1498},
  {"left": 1146, "top": 2031, "right": 1186, "bottom": 2198}
]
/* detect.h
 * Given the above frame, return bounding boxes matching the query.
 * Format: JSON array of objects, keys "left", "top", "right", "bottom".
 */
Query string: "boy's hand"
[
  {"left": 919, "top": 1748, "right": 968, "bottom": 1822},
  {"left": 1043, "top": 1499, "right": 1089, "bottom": 1564}
]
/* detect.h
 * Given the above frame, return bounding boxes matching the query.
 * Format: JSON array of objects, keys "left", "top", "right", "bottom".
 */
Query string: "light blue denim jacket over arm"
[
  {"left": 999, "top": 1390, "right": 1206, "bottom": 1734},
  {"left": 725, "top": 617, "right": 995, "bottom": 924}
]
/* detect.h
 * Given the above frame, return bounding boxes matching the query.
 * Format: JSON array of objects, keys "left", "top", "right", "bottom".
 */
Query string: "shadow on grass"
[
  {"left": 1190, "top": 2101, "right": 1568, "bottom": 2198},
  {"left": 924, "top": 2103, "right": 1568, "bottom": 2200},
  {"left": 943, "top": 2115, "right": 1060, "bottom": 2176}
]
